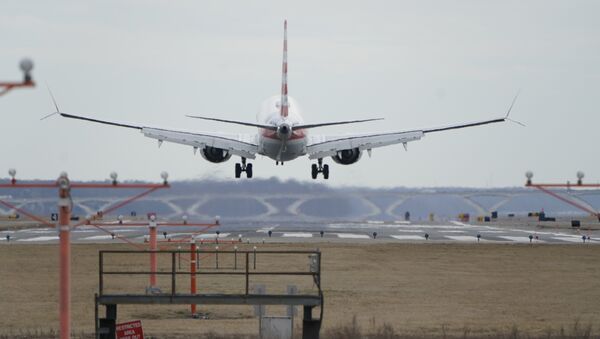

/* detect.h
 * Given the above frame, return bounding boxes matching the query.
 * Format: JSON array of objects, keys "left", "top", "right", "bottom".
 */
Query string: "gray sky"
[{"left": 1, "top": 1, "right": 598, "bottom": 187}]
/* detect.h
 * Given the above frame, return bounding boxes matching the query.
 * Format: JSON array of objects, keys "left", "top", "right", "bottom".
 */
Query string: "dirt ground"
[{"left": 0, "top": 242, "right": 599, "bottom": 337}]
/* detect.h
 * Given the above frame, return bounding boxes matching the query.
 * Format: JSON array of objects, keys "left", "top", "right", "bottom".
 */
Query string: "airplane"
[{"left": 51, "top": 20, "right": 518, "bottom": 180}]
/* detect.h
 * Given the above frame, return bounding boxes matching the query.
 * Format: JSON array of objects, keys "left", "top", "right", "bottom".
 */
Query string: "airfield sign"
[{"left": 116, "top": 320, "right": 144, "bottom": 339}]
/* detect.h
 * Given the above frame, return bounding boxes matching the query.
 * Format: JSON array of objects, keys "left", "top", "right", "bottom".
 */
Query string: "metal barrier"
[{"left": 95, "top": 249, "right": 323, "bottom": 339}]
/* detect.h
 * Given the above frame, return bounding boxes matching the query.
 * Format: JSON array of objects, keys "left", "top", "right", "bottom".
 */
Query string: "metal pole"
[
  {"left": 99, "top": 252, "right": 104, "bottom": 295},
  {"left": 245, "top": 252, "right": 249, "bottom": 295},
  {"left": 215, "top": 246, "right": 219, "bottom": 269},
  {"left": 234, "top": 247, "right": 237, "bottom": 270},
  {"left": 171, "top": 252, "right": 176, "bottom": 295},
  {"left": 149, "top": 217, "right": 158, "bottom": 289},
  {"left": 190, "top": 239, "right": 197, "bottom": 316},
  {"left": 58, "top": 173, "right": 71, "bottom": 339},
  {"left": 178, "top": 246, "right": 181, "bottom": 270}
]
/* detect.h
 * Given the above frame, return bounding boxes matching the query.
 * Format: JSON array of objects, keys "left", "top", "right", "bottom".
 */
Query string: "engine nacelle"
[
  {"left": 331, "top": 148, "right": 362, "bottom": 165},
  {"left": 201, "top": 146, "right": 232, "bottom": 163}
]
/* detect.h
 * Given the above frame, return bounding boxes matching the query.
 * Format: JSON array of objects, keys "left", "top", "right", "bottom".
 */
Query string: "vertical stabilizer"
[{"left": 280, "top": 20, "right": 289, "bottom": 118}]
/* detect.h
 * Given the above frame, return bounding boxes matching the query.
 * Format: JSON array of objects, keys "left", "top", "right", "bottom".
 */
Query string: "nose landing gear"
[
  {"left": 235, "top": 158, "right": 253, "bottom": 178},
  {"left": 311, "top": 158, "right": 329, "bottom": 179}
]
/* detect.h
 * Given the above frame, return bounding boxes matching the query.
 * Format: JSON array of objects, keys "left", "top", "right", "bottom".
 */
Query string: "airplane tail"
[{"left": 280, "top": 20, "right": 289, "bottom": 118}]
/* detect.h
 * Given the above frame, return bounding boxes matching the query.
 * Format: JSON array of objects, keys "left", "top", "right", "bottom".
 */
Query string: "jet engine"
[
  {"left": 331, "top": 148, "right": 362, "bottom": 165},
  {"left": 201, "top": 146, "right": 232, "bottom": 163}
]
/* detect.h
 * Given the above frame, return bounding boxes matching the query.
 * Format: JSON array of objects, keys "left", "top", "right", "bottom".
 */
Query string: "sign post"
[
  {"left": 148, "top": 214, "right": 158, "bottom": 290},
  {"left": 58, "top": 173, "right": 71, "bottom": 339},
  {"left": 190, "top": 237, "right": 197, "bottom": 316}
]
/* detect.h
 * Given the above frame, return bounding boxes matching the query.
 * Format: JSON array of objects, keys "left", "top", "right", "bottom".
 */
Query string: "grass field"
[{"left": 0, "top": 242, "right": 599, "bottom": 337}]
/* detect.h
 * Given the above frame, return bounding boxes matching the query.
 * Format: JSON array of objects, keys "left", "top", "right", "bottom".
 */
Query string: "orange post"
[
  {"left": 57, "top": 173, "right": 71, "bottom": 339},
  {"left": 149, "top": 216, "right": 158, "bottom": 288},
  {"left": 190, "top": 238, "right": 197, "bottom": 316}
]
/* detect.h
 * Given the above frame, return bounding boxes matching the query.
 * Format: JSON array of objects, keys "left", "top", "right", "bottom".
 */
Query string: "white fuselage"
[{"left": 256, "top": 96, "right": 308, "bottom": 161}]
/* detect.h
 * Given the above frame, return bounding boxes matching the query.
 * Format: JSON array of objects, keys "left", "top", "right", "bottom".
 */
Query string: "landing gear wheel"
[
  {"left": 311, "top": 164, "right": 318, "bottom": 179},
  {"left": 235, "top": 163, "right": 242, "bottom": 178},
  {"left": 322, "top": 164, "right": 329, "bottom": 179},
  {"left": 246, "top": 163, "right": 253, "bottom": 178}
]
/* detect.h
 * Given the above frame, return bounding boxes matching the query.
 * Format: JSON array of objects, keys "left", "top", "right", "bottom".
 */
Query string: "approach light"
[
  {"left": 525, "top": 171, "right": 534, "bottom": 185},
  {"left": 577, "top": 171, "right": 585, "bottom": 185},
  {"left": 58, "top": 172, "right": 70, "bottom": 190},
  {"left": 118, "top": 215, "right": 123, "bottom": 224},
  {"left": 182, "top": 215, "right": 188, "bottom": 224},
  {"left": 253, "top": 246, "right": 257, "bottom": 251},
  {"left": 234, "top": 246, "right": 238, "bottom": 251},
  {"left": 110, "top": 171, "right": 118, "bottom": 185},
  {"left": 149, "top": 214, "right": 156, "bottom": 222},
  {"left": 215, "top": 215, "right": 221, "bottom": 225},
  {"left": 8, "top": 168, "right": 16, "bottom": 184},
  {"left": 160, "top": 171, "right": 169, "bottom": 184},
  {"left": 19, "top": 58, "right": 33, "bottom": 73},
  {"left": 19, "top": 58, "right": 34, "bottom": 82}
]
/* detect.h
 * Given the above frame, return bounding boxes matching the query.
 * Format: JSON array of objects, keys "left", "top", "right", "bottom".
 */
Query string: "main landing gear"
[
  {"left": 235, "top": 158, "right": 253, "bottom": 178},
  {"left": 311, "top": 158, "right": 329, "bottom": 180}
]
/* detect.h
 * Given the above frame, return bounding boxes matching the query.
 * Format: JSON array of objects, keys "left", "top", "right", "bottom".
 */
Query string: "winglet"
[
  {"left": 40, "top": 84, "right": 62, "bottom": 120},
  {"left": 280, "top": 20, "right": 289, "bottom": 118},
  {"left": 504, "top": 90, "right": 520, "bottom": 119},
  {"left": 504, "top": 90, "right": 525, "bottom": 127}
]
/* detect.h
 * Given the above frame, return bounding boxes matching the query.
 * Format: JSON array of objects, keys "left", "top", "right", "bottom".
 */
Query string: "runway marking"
[
  {"left": 478, "top": 230, "right": 505, "bottom": 234},
  {"left": 167, "top": 232, "right": 193, "bottom": 237},
  {"left": 282, "top": 232, "right": 313, "bottom": 238},
  {"left": 394, "top": 229, "right": 423, "bottom": 233},
  {"left": 552, "top": 236, "right": 586, "bottom": 243},
  {"left": 196, "top": 233, "right": 230, "bottom": 239},
  {"left": 18, "top": 236, "right": 59, "bottom": 242},
  {"left": 400, "top": 225, "right": 467, "bottom": 229},
  {"left": 390, "top": 235, "right": 424, "bottom": 241},
  {"left": 17, "top": 229, "right": 54, "bottom": 234},
  {"left": 498, "top": 236, "right": 544, "bottom": 243},
  {"left": 393, "top": 221, "right": 411, "bottom": 224},
  {"left": 444, "top": 235, "right": 482, "bottom": 242},
  {"left": 336, "top": 233, "right": 370, "bottom": 239},
  {"left": 81, "top": 235, "right": 114, "bottom": 240},
  {"left": 72, "top": 230, "right": 97, "bottom": 233},
  {"left": 104, "top": 229, "right": 137, "bottom": 233},
  {"left": 367, "top": 220, "right": 384, "bottom": 224},
  {"left": 439, "top": 230, "right": 465, "bottom": 233},
  {"left": 257, "top": 226, "right": 276, "bottom": 233}
]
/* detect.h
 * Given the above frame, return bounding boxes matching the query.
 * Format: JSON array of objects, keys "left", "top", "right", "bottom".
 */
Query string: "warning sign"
[{"left": 116, "top": 320, "right": 144, "bottom": 339}]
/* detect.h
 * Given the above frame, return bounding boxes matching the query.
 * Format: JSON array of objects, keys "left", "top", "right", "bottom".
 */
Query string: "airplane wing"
[
  {"left": 59, "top": 112, "right": 259, "bottom": 159},
  {"left": 306, "top": 117, "right": 505, "bottom": 160}
]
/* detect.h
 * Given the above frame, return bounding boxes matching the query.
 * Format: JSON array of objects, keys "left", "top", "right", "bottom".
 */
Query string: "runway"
[{"left": 1, "top": 220, "right": 597, "bottom": 245}]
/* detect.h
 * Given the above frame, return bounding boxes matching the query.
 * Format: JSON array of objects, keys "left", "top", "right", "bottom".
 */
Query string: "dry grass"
[{"left": 0, "top": 242, "right": 599, "bottom": 337}]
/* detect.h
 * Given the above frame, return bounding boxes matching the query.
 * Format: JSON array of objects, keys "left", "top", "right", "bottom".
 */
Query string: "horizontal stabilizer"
[
  {"left": 294, "top": 118, "right": 383, "bottom": 130},
  {"left": 186, "top": 115, "right": 277, "bottom": 130},
  {"left": 187, "top": 115, "right": 383, "bottom": 131}
]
